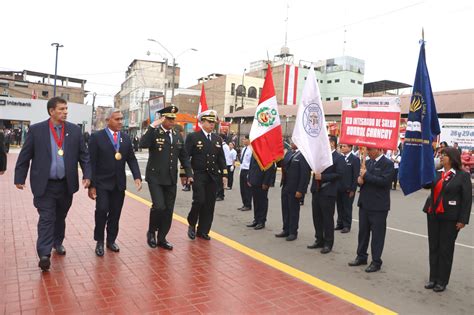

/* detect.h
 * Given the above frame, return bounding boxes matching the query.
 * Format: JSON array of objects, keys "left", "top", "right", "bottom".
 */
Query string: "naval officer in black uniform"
[
  {"left": 185, "top": 110, "right": 227, "bottom": 240},
  {"left": 140, "top": 105, "right": 193, "bottom": 250}
]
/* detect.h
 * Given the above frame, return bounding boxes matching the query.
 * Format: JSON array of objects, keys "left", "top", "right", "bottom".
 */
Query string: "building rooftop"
[
  {"left": 363, "top": 80, "right": 412, "bottom": 94},
  {"left": 0, "top": 70, "right": 87, "bottom": 84}
]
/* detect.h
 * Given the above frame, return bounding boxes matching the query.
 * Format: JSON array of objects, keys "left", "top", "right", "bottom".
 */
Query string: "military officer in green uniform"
[
  {"left": 140, "top": 105, "right": 193, "bottom": 250},
  {"left": 185, "top": 110, "right": 227, "bottom": 241}
]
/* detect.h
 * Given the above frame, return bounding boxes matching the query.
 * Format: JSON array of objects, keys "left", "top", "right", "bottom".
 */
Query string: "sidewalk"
[{"left": 1, "top": 154, "right": 368, "bottom": 314}]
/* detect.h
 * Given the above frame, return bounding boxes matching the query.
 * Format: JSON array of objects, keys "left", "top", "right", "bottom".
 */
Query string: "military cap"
[
  {"left": 158, "top": 105, "right": 178, "bottom": 118},
  {"left": 198, "top": 109, "right": 218, "bottom": 122}
]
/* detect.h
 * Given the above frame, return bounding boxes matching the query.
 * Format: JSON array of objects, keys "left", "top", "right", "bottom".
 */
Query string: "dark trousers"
[
  {"left": 281, "top": 190, "right": 301, "bottom": 235},
  {"left": 227, "top": 166, "right": 234, "bottom": 188},
  {"left": 148, "top": 183, "right": 177, "bottom": 242},
  {"left": 427, "top": 217, "right": 459, "bottom": 286},
  {"left": 311, "top": 193, "right": 336, "bottom": 247},
  {"left": 392, "top": 168, "right": 399, "bottom": 189},
  {"left": 239, "top": 169, "right": 252, "bottom": 208},
  {"left": 94, "top": 187, "right": 125, "bottom": 243},
  {"left": 356, "top": 208, "right": 388, "bottom": 265},
  {"left": 216, "top": 175, "right": 225, "bottom": 199},
  {"left": 336, "top": 191, "right": 354, "bottom": 229},
  {"left": 252, "top": 185, "right": 269, "bottom": 224},
  {"left": 33, "top": 180, "right": 73, "bottom": 257},
  {"left": 188, "top": 173, "right": 217, "bottom": 234}
]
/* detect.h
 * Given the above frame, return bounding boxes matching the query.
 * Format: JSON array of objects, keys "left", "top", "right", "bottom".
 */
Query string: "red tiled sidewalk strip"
[{"left": 1, "top": 154, "right": 369, "bottom": 314}]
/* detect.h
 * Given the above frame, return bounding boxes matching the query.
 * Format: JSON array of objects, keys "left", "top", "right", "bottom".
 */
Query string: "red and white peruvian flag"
[
  {"left": 249, "top": 64, "right": 284, "bottom": 170},
  {"left": 195, "top": 85, "right": 208, "bottom": 131},
  {"left": 284, "top": 64, "right": 298, "bottom": 105}
]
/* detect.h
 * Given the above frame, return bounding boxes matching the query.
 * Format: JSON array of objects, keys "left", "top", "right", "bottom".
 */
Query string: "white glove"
[{"left": 230, "top": 166, "right": 235, "bottom": 172}]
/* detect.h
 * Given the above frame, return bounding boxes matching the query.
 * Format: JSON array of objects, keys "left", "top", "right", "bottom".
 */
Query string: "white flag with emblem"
[{"left": 292, "top": 67, "right": 332, "bottom": 173}]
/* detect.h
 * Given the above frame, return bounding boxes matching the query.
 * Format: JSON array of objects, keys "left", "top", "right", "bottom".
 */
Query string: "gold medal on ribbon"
[
  {"left": 58, "top": 149, "right": 64, "bottom": 156},
  {"left": 115, "top": 152, "right": 122, "bottom": 160}
]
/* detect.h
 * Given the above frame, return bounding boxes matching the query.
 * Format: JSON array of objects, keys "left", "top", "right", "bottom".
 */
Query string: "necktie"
[
  {"left": 207, "top": 134, "right": 211, "bottom": 141},
  {"left": 242, "top": 147, "right": 247, "bottom": 160},
  {"left": 165, "top": 130, "right": 171, "bottom": 142},
  {"left": 113, "top": 132, "right": 118, "bottom": 143}
]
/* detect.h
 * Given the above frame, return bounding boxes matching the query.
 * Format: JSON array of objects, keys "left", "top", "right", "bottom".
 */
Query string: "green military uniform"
[{"left": 140, "top": 105, "right": 192, "bottom": 249}]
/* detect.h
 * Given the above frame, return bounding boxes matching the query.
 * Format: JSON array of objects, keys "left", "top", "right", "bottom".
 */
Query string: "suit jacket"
[
  {"left": 89, "top": 129, "right": 141, "bottom": 191},
  {"left": 140, "top": 125, "right": 192, "bottom": 186},
  {"left": 248, "top": 156, "right": 276, "bottom": 187},
  {"left": 423, "top": 169, "right": 472, "bottom": 224},
  {"left": 14, "top": 120, "right": 90, "bottom": 197},
  {"left": 357, "top": 155, "right": 393, "bottom": 212},
  {"left": 281, "top": 150, "right": 311, "bottom": 194},
  {"left": 0, "top": 132, "right": 6, "bottom": 172},
  {"left": 184, "top": 130, "right": 227, "bottom": 181},
  {"left": 310, "top": 151, "right": 344, "bottom": 197},
  {"left": 338, "top": 153, "right": 361, "bottom": 192}
]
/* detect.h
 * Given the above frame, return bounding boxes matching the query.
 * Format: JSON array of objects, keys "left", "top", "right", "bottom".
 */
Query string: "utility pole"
[
  {"left": 91, "top": 92, "right": 97, "bottom": 131},
  {"left": 51, "top": 43, "right": 64, "bottom": 97},
  {"left": 171, "top": 58, "right": 176, "bottom": 103}
]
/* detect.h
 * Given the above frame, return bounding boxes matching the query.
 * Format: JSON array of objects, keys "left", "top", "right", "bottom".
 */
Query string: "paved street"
[{"left": 128, "top": 150, "right": 474, "bottom": 314}]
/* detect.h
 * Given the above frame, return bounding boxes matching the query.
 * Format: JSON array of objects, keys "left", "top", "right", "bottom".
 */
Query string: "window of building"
[
  {"left": 350, "top": 79, "right": 356, "bottom": 83},
  {"left": 334, "top": 97, "right": 339, "bottom": 100},
  {"left": 327, "top": 80, "right": 332, "bottom": 84},
  {"left": 14, "top": 82, "right": 28, "bottom": 87},
  {"left": 259, "top": 88, "right": 262, "bottom": 98},
  {"left": 0, "top": 82, "right": 8, "bottom": 88},
  {"left": 335, "top": 79, "right": 340, "bottom": 83},
  {"left": 326, "top": 97, "right": 331, "bottom": 101},
  {"left": 231, "top": 83, "right": 235, "bottom": 96},
  {"left": 42, "top": 91, "right": 49, "bottom": 97},
  {"left": 61, "top": 93, "right": 70, "bottom": 101},
  {"left": 236, "top": 85, "right": 246, "bottom": 97},
  {"left": 320, "top": 80, "right": 324, "bottom": 83},
  {"left": 248, "top": 86, "right": 257, "bottom": 98},
  {"left": 357, "top": 81, "right": 363, "bottom": 85},
  {"left": 149, "top": 91, "right": 162, "bottom": 99}
]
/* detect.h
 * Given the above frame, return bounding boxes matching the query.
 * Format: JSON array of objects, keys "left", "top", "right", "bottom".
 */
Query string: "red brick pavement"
[{"left": 1, "top": 154, "right": 369, "bottom": 314}]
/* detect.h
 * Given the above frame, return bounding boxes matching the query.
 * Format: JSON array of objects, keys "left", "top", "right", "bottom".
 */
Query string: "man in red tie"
[{"left": 88, "top": 108, "right": 142, "bottom": 256}]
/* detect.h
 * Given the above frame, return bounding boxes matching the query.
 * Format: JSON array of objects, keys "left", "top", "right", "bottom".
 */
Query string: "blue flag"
[{"left": 399, "top": 41, "right": 440, "bottom": 195}]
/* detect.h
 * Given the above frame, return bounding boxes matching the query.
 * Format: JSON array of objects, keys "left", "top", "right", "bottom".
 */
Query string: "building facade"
[
  {"left": 0, "top": 70, "right": 86, "bottom": 103},
  {"left": 114, "top": 59, "right": 179, "bottom": 133}
]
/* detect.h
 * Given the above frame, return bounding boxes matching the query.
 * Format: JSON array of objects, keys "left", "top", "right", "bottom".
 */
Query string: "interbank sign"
[{"left": 0, "top": 98, "right": 32, "bottom": 107}]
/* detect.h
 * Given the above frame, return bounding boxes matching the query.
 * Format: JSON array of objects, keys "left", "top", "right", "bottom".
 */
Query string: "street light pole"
[
  {"left": 147, "top": 38, "right": 197, "bottom": 105},
  {"left": 51, "top": 43, "right": 63, "bottom": 97}
]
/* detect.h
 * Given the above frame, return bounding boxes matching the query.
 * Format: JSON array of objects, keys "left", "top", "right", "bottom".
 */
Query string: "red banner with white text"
[{"left": 340, "top": 97, "right": 401, "bottom": 150}]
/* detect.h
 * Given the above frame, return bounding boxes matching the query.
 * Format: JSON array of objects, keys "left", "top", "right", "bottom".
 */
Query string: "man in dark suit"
[
  {"left": 336, "top": 143, "right": 360, "bottom": 233},
  {"left": 275, "top": 143, "right": 311, "bottom": 241},
  {"left": 246, "top": 156, "right": 277, "bottom": 230},
  {"left": 88, "top": 108, "right": 142, "bottom": 256},
  {"left": 14, "top": 97, "right": 91, "bottom": 271},
  {"left": 140, "top": 105, "right": 193, "bottom": 250},
  {"left": 308, "top": 136, "right": 344, "bottom": 254},
  {"left": 349, "top": 147, "right": 393, "bottom": 272},
  {"left": 185, "top": 110, "right": 227, "bottom": 241},
  {"left": 0, "top": 131, "right": 6, "bottom": 175}
]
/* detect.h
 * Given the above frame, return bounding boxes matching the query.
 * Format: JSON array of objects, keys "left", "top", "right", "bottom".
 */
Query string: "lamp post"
[
  {"left": 51, "top": 43, "right": 63, "bottom": 97},
  {"left": 147, "top": 38, "right": 197, "bottom": 104}
]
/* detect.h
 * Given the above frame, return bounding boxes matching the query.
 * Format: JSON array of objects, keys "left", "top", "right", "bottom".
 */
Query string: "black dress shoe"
[
  {"left": 240, "top": 207, "right": 252, "bottom": 211},
  {"left": 188, "top": 226, "right": 196, "bottom": 240},
  {"left": 334, "top": 226, "right": 343, "bottom": 231},
  {"left": 246, "top": 221, "right": 257, "bottom": 228},
  {"left": 158, "top": 241, "right": 173, "bottom": 250},
  {"left": 147, "top": 231, "right": 157, "bottom": 248},
  {"left": 197, "top": 233, "right": 211, "bottom": 240},
  {"left": 275, "top": 231, "right": 289, "bottom": 238},
  {"left": 348, "top": 258, "right": 368, "bottom": 266},
  {"left": 106, "top": 242, "right": 120, "bottom": 252},
  {"left": 216, "top": 197, "right": 224, "bottom": 201},
  {"left": 433, "top": 284, "right": 446, "bottom": 292},
  {"left": 365, "top": 262, "right": 381, "bottom": 273},
  {"left": 341, "top": 227, "right": 350, "bottom": 233},
  {"left": 254, "top": 223, "right": 265, "bottom": 230},
  {"left": 307, "top": 242, "right": 324, "bottom": 249},
  {"left": 95, "top": 242, "right": 104, "bottom": 257},
  {"left": 38, "top": 256, "right": 51, "bottom": 271},
  {"left": 54, "top": 244, "right": 66, "bottom": 255},
  {"left": 424, "top": 281, "right": 436, "bottom": 289},
  {"left": 320, "top": 246, "right": 332, "bottom": 254},
  {"left": 286, "top": 234, "right": 297, "bottom": 241}
]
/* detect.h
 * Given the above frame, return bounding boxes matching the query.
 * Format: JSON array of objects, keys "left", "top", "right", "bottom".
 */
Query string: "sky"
[{"left": 1, "top": 0, "right": 473, "bottom": 106}]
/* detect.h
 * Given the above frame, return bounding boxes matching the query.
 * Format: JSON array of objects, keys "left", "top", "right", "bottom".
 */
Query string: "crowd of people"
[{"left": 1, "top": 97, "right": 472, "bottom": 295}]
